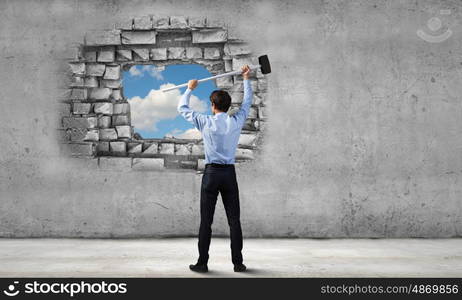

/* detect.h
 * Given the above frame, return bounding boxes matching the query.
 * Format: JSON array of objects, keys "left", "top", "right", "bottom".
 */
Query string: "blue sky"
[{"left": 123, "top": 64, "right": 216, "bottom": 139}]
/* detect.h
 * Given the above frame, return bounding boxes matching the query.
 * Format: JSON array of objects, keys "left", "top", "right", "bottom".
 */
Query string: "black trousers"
[{"left": 197, "top": 163, "right": 243, "bottom": 265}]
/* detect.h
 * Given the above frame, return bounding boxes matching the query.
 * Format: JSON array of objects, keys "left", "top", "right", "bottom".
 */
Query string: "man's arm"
[
  {"left": 233, "top": 65, "right": 253, "bottom": 127},
  {"left": 177, "top": 80, "right": 207, "bottom": 131}
]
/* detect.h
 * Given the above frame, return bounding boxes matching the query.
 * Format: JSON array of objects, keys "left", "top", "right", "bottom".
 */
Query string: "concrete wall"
[{"left": 1, "top": 0, "right": 461, "bottom": 238}]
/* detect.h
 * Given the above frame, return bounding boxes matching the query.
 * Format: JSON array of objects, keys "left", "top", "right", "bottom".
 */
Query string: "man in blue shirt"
[{"left": 177, "top": 65, "right": 252, "bottom": 273}]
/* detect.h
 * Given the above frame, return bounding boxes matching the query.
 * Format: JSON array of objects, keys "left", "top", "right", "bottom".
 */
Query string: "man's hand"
[
  {"left": 188, "top": 79, "right": 198, "bottom": 90},
  {"left": 241, "top": 64, "right": 250, "bottom": 80}
]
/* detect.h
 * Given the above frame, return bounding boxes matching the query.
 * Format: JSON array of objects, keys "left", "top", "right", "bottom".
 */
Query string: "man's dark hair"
[{"left": 209, "top": 90, "right": 231, "bottom": 112}]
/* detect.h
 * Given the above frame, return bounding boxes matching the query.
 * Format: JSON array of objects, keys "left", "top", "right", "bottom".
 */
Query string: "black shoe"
[
  {"left": 234, "top": 264, "right": 247, "bottom": 272},
  {"left": 189, "top": 263, "right": 208, "bottom": 273}
]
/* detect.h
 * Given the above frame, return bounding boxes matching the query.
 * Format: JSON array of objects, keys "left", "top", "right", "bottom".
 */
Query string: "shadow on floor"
[{"left": 240, "top": 268, "right": 274, "bottom": 276}]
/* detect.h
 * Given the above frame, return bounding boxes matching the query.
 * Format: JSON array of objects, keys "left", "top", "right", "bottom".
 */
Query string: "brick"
[
  {"left": 249, "top": 106, "right": 258, "bottom": 119},
  {"left": 84, "top": 77, "right": 98, "bottom": 88},
  {"left": 230, "top": 92, "right": 243, "bottom": 104},
  {"left": 216, "top": 76, "right": 233, "bottom": 88},
  {"left": 175, "top": 144, "right": 191, "bottom": 155},
  {"left": 134, "top": 15, "right": 152, "bottom": 30},
  {"left": 98, "top": 157, "right": 132, "bottom": 170},
  {"left": 153, "top": 16, "right": 169, "bottom": 29},
  {"left": 99, "top": 128, "right": 117, "bottom": 140},
  {"left": 128, "top": 143, "right": 142, "bottom": 154},
  {"left": 116, "top": 49, "right": 132, "bottom": 61},
  {"left": 179, "top": 160, "right": 197, "bottom": 169},
  {"left": 185, "top": 47, "right": 202, "bottom": 59},
  {"left": 235, "top": 148, "right": 254, "bottom": 160},
  {"left": 132, "top": 158, "right": 164, "bottom": 171},
  {"left": 111, "top": 89, "right": 123, "bottom": 100},
  {"left": 142, "top": 142, "right": 158, "bottom": 156},
  {"left": 251, "top": 80, "right": 258, "bottom": 91},
  {"left": 224, "top": 43, "right": 251, "bottom": 56},
  {"left": 62, "top": 116, "right": 97, "bottom": 129},
  {"left": 173, "top": 35, "right": 191, "bottom": 42},
  {"left": 170, "top": 16, "right": 188, "bottom": 28},
  {"left": 232, "top": 56, "right": 258, "bottom": 71},
  {"left": 97, "top": 115, "right": 111, "bottom": 128},
  {"left": 238, "top": 133, "right": 257, "bottom": 146},
  {"left": 96, "top": 141, "right": 109, "bottom": 153},
  {"left": 132, "top": 48, "right": 150, "bottom": 60},
  {"left": 194, "top": 59, "right": 224, "bottom": 72},
  {"left": 197, "top": 159, "right": 205, "bottom": 171},
  {"left": 150, "top": 48, "right": 167, "bottom": 60},
  {"left": 188, "top": 16, "right": 206, "bottom": 28},
  {"left": 73, "top": 103, "right": 91, "bottom": 114},
  {"left": 191, "top": 144, "right": 204, "bottom": 155},
  {"left": 256, "top": 94, "right": 266, "bottom": 105},
  {"left": 255, "top": 119, "right": 262, "bottom": 130},
  {"left": 224, "top": 59, "right": 232, "bottom": 72},
  {"left": 86, "top": 64, "right": 106, "bottom": 76},
  {"left": 70, "top": 76, "right": 84, "bottom": 87},
  {"left": 66, "top": 142, "right": 95, "bottom": 156},
  {"left": 112, "top": 115, "right": 129, "bottom": 125},
  {"left": 69, "top": 62, "right": 85, "bottom": 75},
  {"left": 68, "top": 128, "right": 87, "bottom": 141},
  {"left": 103, "top": 65, "right": 120, "bottom": 80},
  {"left": 121, "top": 31, "right": 156, "bottom": 44},
  {"left": 97, "top": 47, "right": 115, "bottom": 62},
  {"left": 203, "top": 47, "right": 220, "bottom": 59},
  {"left": 159, "top": 143, "right": 174, "bottom": 154},
  {"left": 84, "top": 51, "right": 97, "bottom": 62},
  {"left": 85, "top": 29, "right": 121, "bottom": 46},
  {"left": 115, "top": 19, "right": 133, "bottom": 30},
  {"left": 228, "top": 106, "right": 239, "bottom": 116},
  {"left": 94, "top": 102, "right": 113, "bottom": 115},
  {"left": 110, "top": 141, "right": 126, "bottom": 154},
  {"left": 84, "top": 129, "right": 99, "bottom": 141},
  {"left": 70, "top": 88, "right": 87, "bottom": 100},
  {"left": 113, "top": 103, "right": 130, "bottom": 114},
  {"left": 258, "top": 78, "right": 268, "bottom": 91},
  {"left": 167, "top": 47, "right": 185, "bottom": 59},
  {"left": 116, "top": 125, "right": 131, "bottom": 138},
  {"left": 242, "top": 118, "right": 258, "bottom": 131},
  {"left": 89, "top": 88, "right": 112, "bottom": 100},
  {"left": 229, "top": 79, "right": 257, "bottom": 92},
  {"left": 164, "top": 157, "right": 180, "bottom": 168},
  {"left": 192, "top": 29, "right": 227, "bottom": 43},
  {"left": 101, "top": 79, "right": 122, "bottom": 88}
]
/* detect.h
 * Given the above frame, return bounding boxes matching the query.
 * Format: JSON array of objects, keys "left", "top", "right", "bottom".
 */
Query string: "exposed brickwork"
[{"left": 58, "top": 15, "right": 268, "bottom": 172}]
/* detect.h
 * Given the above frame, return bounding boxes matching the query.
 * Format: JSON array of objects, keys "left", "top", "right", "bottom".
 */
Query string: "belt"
[{"left": 205, "top": 163, "right": 234, "bottom": 168}]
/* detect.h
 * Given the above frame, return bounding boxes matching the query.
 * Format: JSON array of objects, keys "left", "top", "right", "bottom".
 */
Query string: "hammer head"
[{"left": 258, "top": 55, "right": 271, "bottom": 74}]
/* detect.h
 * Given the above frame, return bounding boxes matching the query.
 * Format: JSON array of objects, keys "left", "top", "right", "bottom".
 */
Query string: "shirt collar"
[{"left": 214, "top": 112, "right": 226, "bottom": 117}]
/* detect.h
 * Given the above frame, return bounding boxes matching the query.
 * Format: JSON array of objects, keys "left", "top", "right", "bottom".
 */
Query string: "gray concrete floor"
[{"left": 0, "top": 238, "right": 461, "bottom": 277}]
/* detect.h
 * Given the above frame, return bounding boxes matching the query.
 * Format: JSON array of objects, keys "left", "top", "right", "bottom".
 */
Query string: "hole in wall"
[
  {"left": 60, "top": 15, "right": 268, "bottom": 171},
  {"left": 123, "top": 64, "right": 215, "bottom": 139}
]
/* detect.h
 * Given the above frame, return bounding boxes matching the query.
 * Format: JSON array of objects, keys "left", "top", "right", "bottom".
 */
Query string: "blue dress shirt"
[{"left": 177, "top": 79, "right": 253, "bottom": 164}]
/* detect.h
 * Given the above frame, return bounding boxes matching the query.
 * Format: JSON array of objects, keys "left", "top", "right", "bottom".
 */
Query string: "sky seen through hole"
[{"left": 123, "top": 64, "right": 216, "bottom": 139}]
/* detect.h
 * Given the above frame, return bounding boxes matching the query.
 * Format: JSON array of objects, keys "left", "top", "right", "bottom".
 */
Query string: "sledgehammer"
[{"left": 161, "top": 55, "right": 271, "bottom": 92}]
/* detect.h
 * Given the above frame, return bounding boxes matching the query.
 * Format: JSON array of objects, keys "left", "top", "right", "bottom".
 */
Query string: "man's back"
[
  {"left": 180, "top": 65, "right": 252, "bottom": 272},
  {"left": 177, "top": 78, "right": 253, "bottom": 164}
]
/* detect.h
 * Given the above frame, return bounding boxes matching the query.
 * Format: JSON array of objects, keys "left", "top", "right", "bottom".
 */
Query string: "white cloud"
[
  {"left": 128, "top": 83, "right": 208, "bottom": 132},
  {"left": 128, "top": 65, "right": 165, "bottom": 80},
  {"left": 142, "top": 65, "right": 164, "bottom": 80},
  {"left": 171, "top": 128, "right": 202, "bottom": 139},
  {"left": 129, "top": 65, "right": 143, "bottom": 77}
]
